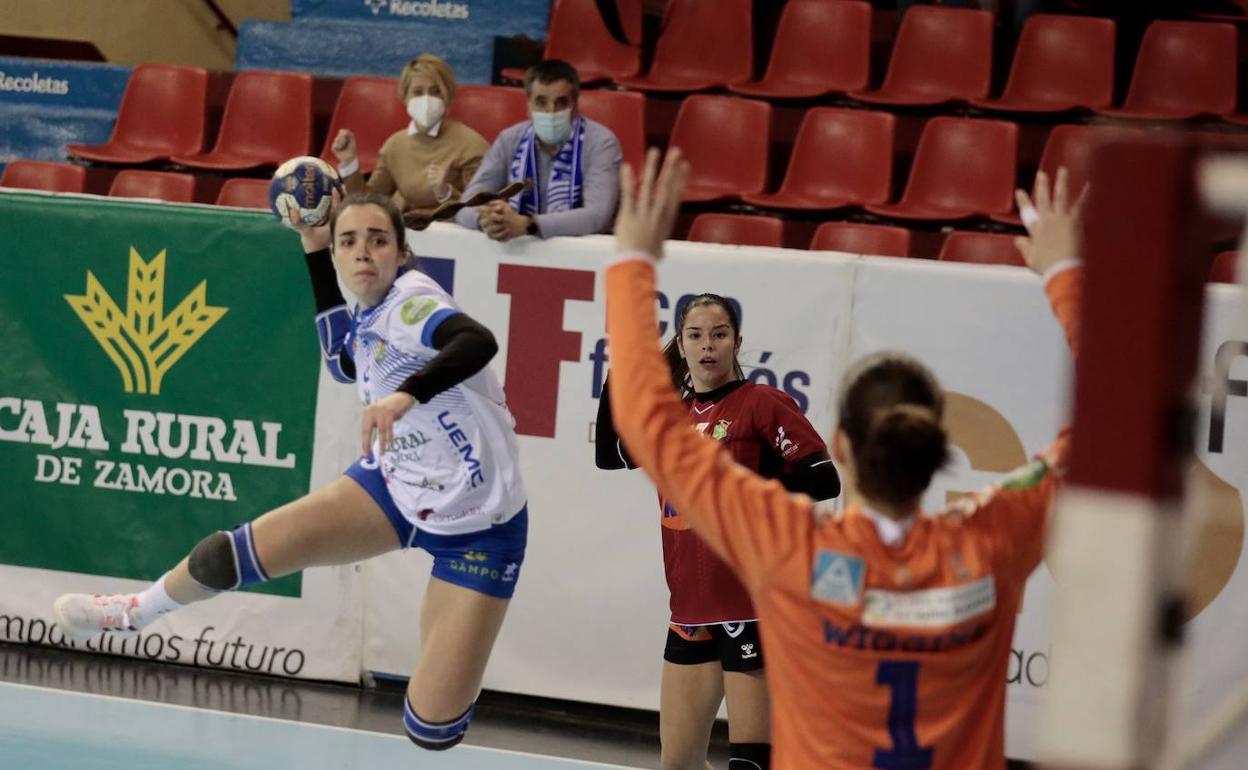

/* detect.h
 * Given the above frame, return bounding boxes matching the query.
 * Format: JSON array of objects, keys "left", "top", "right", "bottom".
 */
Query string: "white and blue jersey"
[{"left": 319, "top": 269, "right": 527, "bottom": 537}]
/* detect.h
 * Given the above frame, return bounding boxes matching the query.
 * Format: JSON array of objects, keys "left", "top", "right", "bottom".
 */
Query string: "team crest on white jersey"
[
  {"left": 400, "top": 297, "right": 437, "bottom": 325},
  {"left": 811, "top": 549, "right": 865, "bottom": 606}
]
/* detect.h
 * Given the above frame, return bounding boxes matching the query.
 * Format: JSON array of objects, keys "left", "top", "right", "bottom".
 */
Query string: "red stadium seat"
[
  {"left": 938, "top": 231, "right": 1025, "bottom": 267},
  {"left": 447, "top": 85, "right": 530, "bottom": 145},
  {"left": 171, "top": 70, "right": 313, "bottom": 171},
  {"left": 320, "top": 77, "right": 408, "bottom": 176},
  {"left": 687, "top": 214, "right": 783, "bottom": 248},
  {"left": 867, "top": 117, "right": 1018, "bottom": 221},
  {"left": 668, "top": 95, "right": 770, "bottom": 202},
  {"left": 1211, "top": 251, "right": 1240, "bottom": 283},
  {"left": 809, "top": 222, "right": 911, "bottom": 257},
  {"left": 615, "top": 0, "right": 753, "bottom": 92},
  {"left": 850, "top": 6, "right": 993, "bottom": 106},
  {"left": 1, "top": 160, "right": 86, "bottom": 193},
  {"left": 108, "top": 170, "right": 196, "bottom": 202},
  {"left": 501, "top": 0, "right": 641, "bottom": 84},
  {"left": 743, "top": 108, "right": 893, "bottom": 210},
  {"left": 578, "top": 89, "right": 645, "bottom": 172},
  {"left": 67, "top": 63, "right": 208, "bottom": 164},
  {"left": 215, "top": 178, "right": 271, "bottom": 210},
  {"left": 971, "top": 15, "right": 1115, "bottom": 113},
  {"left": 992, "top": 124, "right": 1141, "bottom": 225},
  {"left": 729, "top": 0, "right": 871, "bottom": 99},
  {"left": 1096, "top": 21, "right": 1237, "bottom": 120}
]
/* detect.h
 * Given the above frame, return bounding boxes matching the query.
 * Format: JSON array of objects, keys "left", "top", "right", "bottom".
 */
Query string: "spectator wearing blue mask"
[{"left": 455, "top": 60, "right": 623, "bottom": 241}]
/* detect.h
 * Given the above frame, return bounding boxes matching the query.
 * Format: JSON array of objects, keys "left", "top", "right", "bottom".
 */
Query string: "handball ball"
[{"left": 269, "top": 156, "right": 342, "bottom": 229}]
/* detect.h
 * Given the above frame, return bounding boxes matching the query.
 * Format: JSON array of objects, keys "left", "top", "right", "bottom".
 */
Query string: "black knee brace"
[
  {"left": 729, "top": 742, "right": 771, "bottom": 770},
  {"left": 187, "top": 524, "right": 270, "bottom": 591},
  {"left": 188, "top": 532, "right": 237, "bottom": 591}
]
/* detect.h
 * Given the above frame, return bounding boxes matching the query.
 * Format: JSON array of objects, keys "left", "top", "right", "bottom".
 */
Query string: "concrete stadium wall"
[{"left": 0, "top": 0, "right": 289, "bottom": 69}]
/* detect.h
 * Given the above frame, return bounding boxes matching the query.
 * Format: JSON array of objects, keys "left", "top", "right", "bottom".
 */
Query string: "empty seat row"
[
  {"left": 687, "top": 215, "right": 1019, "bottom": 263},
  {"left": 518, "top": 0, "right": 1243, "bottom": 120},
  {"left": 670, "top": 96, "right": 1208, "bottom": 223},
  {"left": 66, "top": 65, "right": 310, "bottom": 171},
  {"left": 63, "top": 64, "right": 647, "bottom": 175},
  {"left": 687, "top": 213, "right": 1241, "bottom": 281},
  {"left": 0, "top": 162, "right": 272, "bottom": 209},
  {"left": 35, "top": 103, "right": 1243, "bottom": 231}
]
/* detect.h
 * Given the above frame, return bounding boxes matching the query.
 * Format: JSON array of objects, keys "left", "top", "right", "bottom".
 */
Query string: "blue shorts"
[{"left": 344, "top": 458, "right": 527, "bottom": 600}]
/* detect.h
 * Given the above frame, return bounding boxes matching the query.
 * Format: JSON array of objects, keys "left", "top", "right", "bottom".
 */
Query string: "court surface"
[{"left": 0, "top": 680, "right": 645, "bottom": 770}]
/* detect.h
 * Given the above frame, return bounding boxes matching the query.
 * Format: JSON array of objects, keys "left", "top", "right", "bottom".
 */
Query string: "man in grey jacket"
[{"left": 455, "top": 60, "right": 623, "bottom": 241}]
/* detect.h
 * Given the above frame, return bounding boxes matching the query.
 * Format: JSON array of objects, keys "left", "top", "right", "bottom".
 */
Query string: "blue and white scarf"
[{"left": 507, "top": 116, "right": 585, "bottom": 216}]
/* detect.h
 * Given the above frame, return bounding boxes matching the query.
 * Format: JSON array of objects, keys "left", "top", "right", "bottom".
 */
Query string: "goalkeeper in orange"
[{"left": 603, "top": 148, "right": 1083, "bottom": 770}]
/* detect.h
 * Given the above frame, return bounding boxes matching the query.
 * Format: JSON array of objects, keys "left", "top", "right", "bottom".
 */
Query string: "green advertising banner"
[{"left": 0, "top": 193, "right": 318, "bottom": 597}]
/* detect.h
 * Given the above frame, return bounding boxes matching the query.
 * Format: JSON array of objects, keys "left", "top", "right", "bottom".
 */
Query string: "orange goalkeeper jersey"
[{"left": 606, "top": 256, "right": 1081, "bottom": 770}]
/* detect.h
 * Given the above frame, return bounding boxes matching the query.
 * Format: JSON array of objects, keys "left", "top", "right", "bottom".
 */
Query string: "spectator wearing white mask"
[
  {"left": 333, "top": 54, "right": 488, "bottom": 218},
  {"left": 455, "top": 59, "right": 622, "bottom": 241}
]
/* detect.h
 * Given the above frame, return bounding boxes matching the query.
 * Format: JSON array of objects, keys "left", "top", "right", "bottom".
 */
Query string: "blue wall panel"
[
  {"left": 291, "top": 0, "right": 548, "bottom": 40},
  {"left": 0, "top": 105, "right": 115, "bottom": 163},
  {"left": 238, "top": 18, "right": 497, "bottom": 83},
  {"left": 0, "top": 57, "right": 130, "bottom": 111}
]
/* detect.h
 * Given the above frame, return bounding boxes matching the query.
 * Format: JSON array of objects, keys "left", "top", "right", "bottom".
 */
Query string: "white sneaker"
[{"left": 52, "top": 593, "right": 142, "bottom": 642}]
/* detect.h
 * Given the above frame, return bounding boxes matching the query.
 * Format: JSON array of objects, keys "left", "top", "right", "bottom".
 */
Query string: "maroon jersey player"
[{"left": 596, "top": 293, "right": 840, "bottom": 770}]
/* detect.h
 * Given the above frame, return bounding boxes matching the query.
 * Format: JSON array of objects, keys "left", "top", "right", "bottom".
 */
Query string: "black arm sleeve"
[
  {"left": 304, "top": 248, "right": 356, "bottom": 381},
  {"left": 396, "top": 313, "right": 498, "bottom": 403},
  {"left": 303, "top": 248, "right": 347, "bottom": 313},
  {"left": 594, "top": 375, "right": 638, "bottom": 470},
  {"left": 782, "top": 451, "right": 841, "bottom": 501}
]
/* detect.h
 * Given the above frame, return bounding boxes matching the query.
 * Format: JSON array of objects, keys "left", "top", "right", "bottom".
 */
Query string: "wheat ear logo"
[{"left": 64, "top": 248, "right": 228, "bottom": 395}]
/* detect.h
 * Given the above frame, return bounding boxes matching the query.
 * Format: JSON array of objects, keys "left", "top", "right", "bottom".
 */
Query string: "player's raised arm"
[
  {"left": 289, "top": 189, "right": 357, "bottom": 384},
  {"left": 605, "top": 150, "right": 818, "bottom": 588},
  {"left": 962, "top": 168, "right": 1085, "bottom": 577}
]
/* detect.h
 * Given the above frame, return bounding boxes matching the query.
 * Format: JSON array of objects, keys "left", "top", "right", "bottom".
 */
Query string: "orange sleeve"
[
  {"left": 1046, "top": 264, "right": 1081, "bottom": 358},
  {"left": 962, "top": 265, "right": 1082, "bottom": 579},
  {"left": 605, "top": 257, "right": 817, "bottom": 590}
]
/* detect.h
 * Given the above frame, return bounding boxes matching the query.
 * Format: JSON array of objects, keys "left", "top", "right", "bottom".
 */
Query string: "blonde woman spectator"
[{"left": 332, "top": 54, "right": 488, "bottom": 217}]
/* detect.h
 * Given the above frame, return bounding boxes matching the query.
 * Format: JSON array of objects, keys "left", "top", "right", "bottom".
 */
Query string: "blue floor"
[{"left": 0, "top": 681, "right": 642, "bottom": 769}]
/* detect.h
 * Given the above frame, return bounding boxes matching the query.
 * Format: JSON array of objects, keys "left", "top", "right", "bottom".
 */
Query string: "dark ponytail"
[
  {"left": 661, "top": 293, "right": 745, "bottom": 398},
  {"left": 838, "top": 353, "right": 949, "bottom": 508},
  {"left": 662, "top": 337, "right": 691, "bottom": 397}
]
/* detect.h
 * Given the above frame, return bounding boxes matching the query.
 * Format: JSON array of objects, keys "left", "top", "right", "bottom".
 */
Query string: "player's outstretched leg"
[{"left": 53, "top": 476, "right": 400, "bottom": 641}]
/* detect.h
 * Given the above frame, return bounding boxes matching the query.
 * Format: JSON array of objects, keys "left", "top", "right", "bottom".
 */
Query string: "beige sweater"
[{"left": 344, "top": 119, "right": 488, "bottom": 217}]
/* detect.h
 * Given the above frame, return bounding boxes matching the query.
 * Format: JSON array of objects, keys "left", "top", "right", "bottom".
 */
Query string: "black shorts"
[{"left": 664, "top": 621, "right": 763, "bottom": 672}]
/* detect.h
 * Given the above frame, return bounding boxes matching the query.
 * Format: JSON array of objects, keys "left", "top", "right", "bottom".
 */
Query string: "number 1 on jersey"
[{"left": 873, "top": 661, "right": 934, "bottom": 770}]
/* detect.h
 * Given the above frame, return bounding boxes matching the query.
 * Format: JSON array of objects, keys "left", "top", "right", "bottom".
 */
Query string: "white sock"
[{"left": 132, "top": 573, "right": 184, "bottom": 627}]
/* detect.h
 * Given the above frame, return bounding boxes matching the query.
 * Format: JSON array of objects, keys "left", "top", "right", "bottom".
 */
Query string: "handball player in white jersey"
[{"left": 53, "top": 191, "right": 528, "bottom": 752}]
